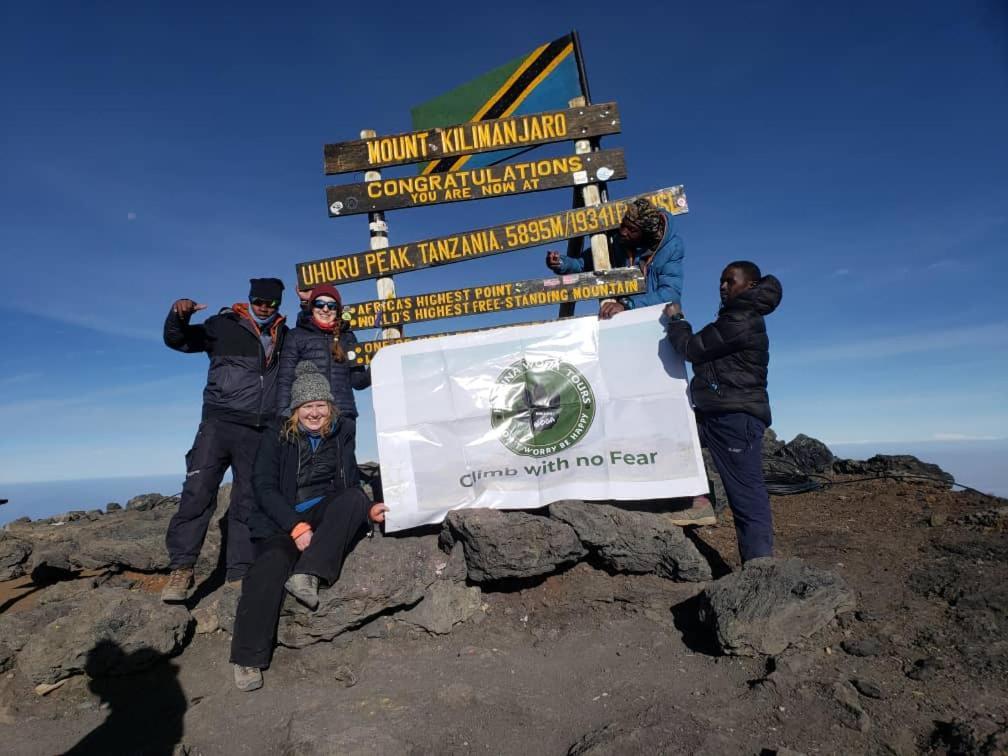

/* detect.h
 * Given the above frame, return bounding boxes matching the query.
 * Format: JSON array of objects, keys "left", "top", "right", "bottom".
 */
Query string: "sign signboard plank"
[
  {"left": 299, "top": 186, "right": 687, "bottom": 288},
  {"left": 325, "top": 148, "right": 626, "bottom": 217},
  {"left": 325, "top": 102, "right": 620, "bottom": 174},
  {"left": 342, "top": 268, "right": 644, "bottom": 331}
]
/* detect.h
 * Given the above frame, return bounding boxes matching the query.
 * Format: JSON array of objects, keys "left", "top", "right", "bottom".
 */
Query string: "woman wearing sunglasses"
[{"left": 276, "top": 284, "right": 370, "bottom": 451}]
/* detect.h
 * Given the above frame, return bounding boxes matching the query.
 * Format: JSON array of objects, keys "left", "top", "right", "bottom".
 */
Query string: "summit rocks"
[
  {"left": 0, "top": 446, "right": 1000, "bottom": 756},
  {"left": 699, "top": 557, "right": 856, "bottom": 656}
]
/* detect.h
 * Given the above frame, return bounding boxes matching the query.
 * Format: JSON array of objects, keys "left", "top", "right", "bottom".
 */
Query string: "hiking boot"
[
  {"left": 284, "top": 573, "right": 319, "bottom": 610},
  {"left": 233, "top": 664, "right": 263, "bottom": 692},
  {"left": 665, "top": 497, "right": 717, "bottom": 527},
  {"left": 161, "top": 567, "right": 194, "bottom": 603}
]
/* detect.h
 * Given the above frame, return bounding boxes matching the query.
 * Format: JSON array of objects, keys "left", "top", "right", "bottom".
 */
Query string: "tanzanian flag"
[{"left": 411, "top": 33, "right": 583, "bottom": 174}]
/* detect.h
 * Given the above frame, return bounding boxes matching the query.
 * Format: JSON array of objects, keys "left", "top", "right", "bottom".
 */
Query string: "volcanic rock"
[
  {"left": 276, "top": 529, "right": 454, "bottom": 647},
  {"left": 781, "top": 434, "right": 835, "bottom": 475},
  {"left": 441, "top": 509, "right": 587, "bottom": 582},
  {"left": 12, "top": 587, "right": 191, "bottom": 684},
  {"left": 833, "top": 454, "right": 954, "bottom": 485},
  {"left": 548, "top": 500, "right": 711, "bottom": 581},
  {"left": 0, "top": 532, "right": 32, "bottom": 580},
  {"left": 699, "top": 557, "right": 855, "bottom": 656}
]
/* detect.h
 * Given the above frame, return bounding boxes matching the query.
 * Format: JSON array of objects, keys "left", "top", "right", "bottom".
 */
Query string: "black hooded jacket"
[
  {"left": 164, "top": 304, "right": 287, "bottom": 428},
  {"left": 277, "top": 311, "right": 370, "bottom": 419},
  {"left": 666, "top": 275, "right": 782, "bottom": 426},
  {"left": 247, "top": 416, "right": 362, "bottom": 539}
]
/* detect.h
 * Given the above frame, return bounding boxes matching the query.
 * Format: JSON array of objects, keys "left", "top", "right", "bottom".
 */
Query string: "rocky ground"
[{"left": 0, "top": 436, "right": 1005, "bottom": 755}]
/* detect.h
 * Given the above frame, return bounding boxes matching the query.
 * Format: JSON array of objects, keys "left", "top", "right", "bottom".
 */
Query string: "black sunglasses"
[
  {"left": 250, "top": 298, "right": 279, "bottom": 308},
  {"left": 313, "top": 300, "right": 340, "bottom": 311}
]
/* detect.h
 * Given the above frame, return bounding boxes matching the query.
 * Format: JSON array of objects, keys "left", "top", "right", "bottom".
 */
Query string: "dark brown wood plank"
[
  {"left": 325, "top": 148, "right": 627, "bottom": 217},
  {"left": 341, "top": 268, "right": 644, "bottom": 331},
  {"left": 298, "top": 186, "right": 687, "bottom": 288},
  {"left": 324, "top": 102, "right": 621, "bottom": 174},
  {"left": 350, "top": 319, "right": 555, "bottom": 366}
]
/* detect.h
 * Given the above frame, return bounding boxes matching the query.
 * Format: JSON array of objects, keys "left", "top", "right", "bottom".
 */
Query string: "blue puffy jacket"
[{"left": 553, "top": 210, "right": 684, "bottom": 308}]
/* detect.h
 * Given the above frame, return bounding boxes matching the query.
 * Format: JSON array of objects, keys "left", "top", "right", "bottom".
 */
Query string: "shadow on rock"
[
  {"left": 682, "top": 528, "right": 733, "bottom": 579},
  {"left": 65, "top": 639, "right": 187, "bottom": 756},
  {"left": 670, "top": 592, "right": 720, "bottom": 656}
]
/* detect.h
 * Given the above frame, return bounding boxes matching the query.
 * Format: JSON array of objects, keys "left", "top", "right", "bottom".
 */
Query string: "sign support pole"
[
  {"left": 559, "top": 32, "right": 611, "bottom": 318},
  {"left": 361, "top": 128, "right": 402, "bottom": 340}
]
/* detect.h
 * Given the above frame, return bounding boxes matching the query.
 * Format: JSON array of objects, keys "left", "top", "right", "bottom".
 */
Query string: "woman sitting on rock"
[{"left": 230, "top": 361, "right": 387, "bottom": 692}]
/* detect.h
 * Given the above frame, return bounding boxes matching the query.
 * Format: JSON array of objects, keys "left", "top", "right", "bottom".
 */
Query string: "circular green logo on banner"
[{"left": 490, "top": 358, "right": 596, "bottom": 457}]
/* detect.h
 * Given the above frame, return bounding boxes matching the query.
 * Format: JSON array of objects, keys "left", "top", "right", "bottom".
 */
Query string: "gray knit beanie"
[{"left": 288, "top": 361, "right": 334, "bottom": 412}]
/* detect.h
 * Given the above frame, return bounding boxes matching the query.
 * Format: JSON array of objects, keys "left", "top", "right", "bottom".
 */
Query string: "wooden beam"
[
  {"left": 324, "top": 102, "right": 621, "bottom": 174},
  {"left": 297, "top": 186, "right": 687, "bottom": 288},
  {"left": 341, "top": 268, "right": 645, "bottom": 331},
  {"left": 325, "top": 148, "right": 627, "bottom": 217},
  {"left": 350, "top": 319, "right": 555, "bottom": 366}
]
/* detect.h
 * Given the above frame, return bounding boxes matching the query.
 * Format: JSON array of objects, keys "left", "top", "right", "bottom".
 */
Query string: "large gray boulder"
[
  {"left": 440, "top": 509, "right": 587, "bottom": 582},
  {"left": 781, "top": 434, "right": 835, "bottom": 475},
  {"left": 193, "top": 530, "right": 479, "bottom": 646},
  {"left": 277, "top": 529, "right": 451, "bottom": 647},
  {"left": 0, "top": 532, "right": 32, "bottom": 580},
  {"left": 699, "top": 557, "right": 855, "bottom": 656},
  {"left": 13, "top": 587, "right": 191, "bottom": 684},
  {"left": 398, "top": 580, "right": 483, "bottom": 635},
  {"left": 548, "top": 501, "right": 711, "bottom": 582}
]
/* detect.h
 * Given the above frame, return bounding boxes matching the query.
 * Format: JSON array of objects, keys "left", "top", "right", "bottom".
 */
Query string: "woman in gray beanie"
[{"left": 229, "top": 361, "right": 387, "bottom": 692}]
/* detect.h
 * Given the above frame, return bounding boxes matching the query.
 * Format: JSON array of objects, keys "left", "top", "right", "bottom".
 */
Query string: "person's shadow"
[{"left": 64, "top": 640, "right": 187, "bottom": 755}]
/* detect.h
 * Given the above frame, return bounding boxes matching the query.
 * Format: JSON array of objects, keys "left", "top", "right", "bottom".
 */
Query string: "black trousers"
[
  {"left": 165, "top": 418, "right": 262, "bottom": 581},
  {"left": 697, "top": 411, "right": 774, "bottom": 563},
  {"left": 229, "top": 489, "right": 369, "bottom": 669}
]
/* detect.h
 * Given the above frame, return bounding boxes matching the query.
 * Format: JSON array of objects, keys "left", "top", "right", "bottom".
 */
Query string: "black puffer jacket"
[
  {"left": 277, "top": 312, "right": 370, "bottom": 418},
  {"left": 164, "top": 304, "right": 287, "bottom": 428},
  {"left": 666, "top": 275, "right": 782, "bottom": 426},
  {"left": 248, "top": 417, "right": 363, "bottom": 539}
]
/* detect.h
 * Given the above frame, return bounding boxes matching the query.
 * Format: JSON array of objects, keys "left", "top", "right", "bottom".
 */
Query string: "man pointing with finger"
[{"left": 161, "top": 278, "right": 289, "bottom": 602}]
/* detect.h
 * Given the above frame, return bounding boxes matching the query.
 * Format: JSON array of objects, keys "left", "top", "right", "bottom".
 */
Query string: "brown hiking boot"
[
  {"left": 161, "top": 567, "right": 194, "bottom": 603},
  {"left": 665, "top": 497, "right": 717, "bottom": 527}
]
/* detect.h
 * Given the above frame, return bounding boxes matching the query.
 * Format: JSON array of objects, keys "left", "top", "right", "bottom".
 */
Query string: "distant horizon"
[{"left": 1, "top": 435, "right": 1004, "bottom": 487}]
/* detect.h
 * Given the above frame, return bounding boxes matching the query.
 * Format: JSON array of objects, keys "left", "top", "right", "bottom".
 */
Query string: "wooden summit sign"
[
  {"left": 298, "top": 187, "right": 687, "bottom": 289},
  {"left": 325, "top": 148, "right": 626, "bottom": 217},
  {"left": 350, "top": 320, "right": 551, "bottom": 366},
  {"left": 324, "top": 102, "right": 621, "bottom": 174},
  {"left": 341, "top": 268, "right": 644, "bottom": 330}
]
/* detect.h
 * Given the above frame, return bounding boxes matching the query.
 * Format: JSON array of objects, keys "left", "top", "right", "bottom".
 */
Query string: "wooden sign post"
[
  {"left": 360, "top": 128, "right": 401, "bottom": 340},
  {"left": 308, "top": 34, "right": 692, "bottom": 359}
]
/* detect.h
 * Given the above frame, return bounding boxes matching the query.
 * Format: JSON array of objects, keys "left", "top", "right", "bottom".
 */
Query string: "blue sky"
[{"left": 1, "top": 0, "right": 1006, "bottom": 484}]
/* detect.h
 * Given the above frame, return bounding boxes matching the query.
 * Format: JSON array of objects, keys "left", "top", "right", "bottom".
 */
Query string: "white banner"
[{"left": 372, "top": 304, "right": 708, "bottom": 532}]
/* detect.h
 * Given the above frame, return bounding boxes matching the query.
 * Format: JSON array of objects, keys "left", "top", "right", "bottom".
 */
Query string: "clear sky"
[{"left": 1, "top": 0, "right": 1006, "bottom": 484}]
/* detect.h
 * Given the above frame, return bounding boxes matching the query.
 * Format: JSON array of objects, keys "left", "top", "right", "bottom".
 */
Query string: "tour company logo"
[{"left": 490, "top": 358, "right": 595, "bottom": 457}]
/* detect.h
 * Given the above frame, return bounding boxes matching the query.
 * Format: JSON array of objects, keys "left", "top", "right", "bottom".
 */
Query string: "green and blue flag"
[{"left": 411, "top": 33, "right": 582, "bottom": 174}]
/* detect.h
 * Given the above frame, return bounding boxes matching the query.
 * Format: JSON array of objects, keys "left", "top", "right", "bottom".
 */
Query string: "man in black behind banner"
[
  {"left": 161, "top": 278, "right": 289, "bottom": 602},
  {"left": 666, "top": 261, "right": 782, "bottom": 563}
]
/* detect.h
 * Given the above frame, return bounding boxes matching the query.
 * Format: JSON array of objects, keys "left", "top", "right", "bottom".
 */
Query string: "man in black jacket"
[
  {"left": 666, "top": 262, "right": 783, "bottom": 563},
  {"left": 161, "top": 278, "right": 289, "bottom": 601}
]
